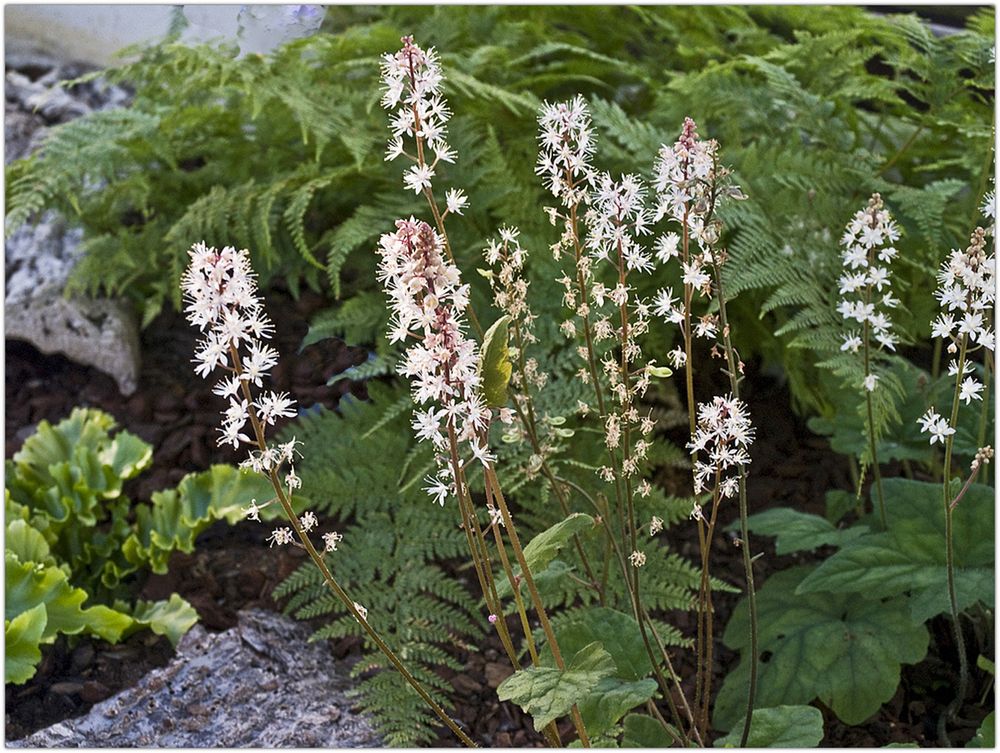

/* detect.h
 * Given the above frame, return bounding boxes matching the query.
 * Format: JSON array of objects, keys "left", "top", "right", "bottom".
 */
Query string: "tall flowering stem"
[
  {"left": 706, "top": 250, "right": 758, "bottom": 747},
  {"left": 381, "top": 35, "right": 481, "bottom": 336},
  {"left": 182, "top": 243, "right": 475, "bottom": 748},
  {"left": 651, "top": 119, "right": 722, "bottom": 723},
  {"left": 917, "top": 224, "right": 995, "bottom": 735},
  {"left": 538, "top": 97, "right": 609, "bottom": 423},
  {"left": 483, "top": 227, "right": 603, "bottom": 601},
  {"left": 837, "top": 194, "right": 901, "bottom": 528},
  {"left": 377, "top": 219, "right": 590, "bottom": 746},
  {"left": 653, "top": 121, "right": 761, "bottom": 743}
]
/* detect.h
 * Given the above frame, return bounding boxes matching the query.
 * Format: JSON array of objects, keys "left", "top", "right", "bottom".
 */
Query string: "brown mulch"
[{"left": 4, "top": 286, "right": 990, "bottom": 747}]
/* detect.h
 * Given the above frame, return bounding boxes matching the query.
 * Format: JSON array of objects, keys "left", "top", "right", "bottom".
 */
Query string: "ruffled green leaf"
[
  {"left": 5, "top": 554, "right": 133, "bottom": 645},
  {"left": 5, "top": 604, "right": 48, "bottom": 684},
  {"left": 130, "top": 594, "right": 199, "bottom": 646}
]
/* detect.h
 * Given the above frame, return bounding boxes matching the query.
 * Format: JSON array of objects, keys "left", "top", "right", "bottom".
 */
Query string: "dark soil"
[{"left": 4, "top": 287, "right": 992, "bottom": 747}]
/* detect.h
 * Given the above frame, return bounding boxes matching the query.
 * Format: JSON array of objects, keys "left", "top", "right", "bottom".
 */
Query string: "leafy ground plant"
[
  {"left": 12, "top": 5, "right": 993, "bottom": 748},
  {"left": 4, "top": 408, "right": 270, "bottom": 683}
]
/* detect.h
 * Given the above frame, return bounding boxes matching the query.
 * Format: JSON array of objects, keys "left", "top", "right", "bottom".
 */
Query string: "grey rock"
[
  {"left": 6, "top": 47, "right": 141, "bottom": 396},
  {"left": 5, "top": 212, "right": 141, "bottom": 396},
  {"left": 10, "top": 609, "right": 381, "bottom": 748}
]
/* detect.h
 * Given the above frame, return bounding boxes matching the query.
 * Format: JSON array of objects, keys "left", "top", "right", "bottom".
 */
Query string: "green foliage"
[
  {"left": 496, "top": 513, "right": 595, "bottom": 597},
  {"left": 5, "top": 604, "right": 47, "bottom": 684},
  {"left": 714, "top": 705, "right": 825, "bottom": 748},
  {"left": 714, "top": 566, "right": 929, "bottom": 730},
  {"left": 796, "top": 478, "right": 995, "bottom": 623},
  {"left": 478, "top": 314, "right": 513, "bottom": 408},
  {"left": 621, "top": 712, "right": 679, "bottom": 747},
  {"left": 969, "top": 712, "right": 996, "bottom": 748},
  {"left": 497, "top": 641, "right": 616, "bottom": 731},
  {"left": 4, "top": 408, "right": 269, "bottom": 683},
  {"left": 544, "top": 608, "right": 659, "bottom": 738},
  {"left": 737, "top": 508, "right": 871, "bottom": 555}
]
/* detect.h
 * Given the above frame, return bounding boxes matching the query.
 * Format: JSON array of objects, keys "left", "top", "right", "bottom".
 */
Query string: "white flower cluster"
[
  {"left": 585, "top": 172, "right": 653, "bottom": 270},
  {"left": 650, "top": 118, "right": 742, "bottom": 365},
  {"left": 536, "top": 95, "right": 596, "bottom": 207},
  {"left": 836, "top": 194, "right": 901, "bottom": 376},
  {"left": 539, "top": 98, "right": 601, "bottom": 391},
  {"left": 930, "top": 226, "right": 995, "bottom": 353},
  {"left": 183, "top": 242, "right": 344, "bottom": 554},
  {"left": 652, "top": 117, "right": 720, "bottom": 245},
  {"left": 688, "top": 394, "right": 755, "bottom": 499},
  {"left": 377, "top": 218, "right": 494, "bottom": 506},
  {"left": 181, "top": 243, "right": 296, "bottom": 451},
  {"left": 380, "top": 35, "right": 458, "bottom": 193},
  {"left": 919, "top": 223, "right": 995, "bottom": 445}
]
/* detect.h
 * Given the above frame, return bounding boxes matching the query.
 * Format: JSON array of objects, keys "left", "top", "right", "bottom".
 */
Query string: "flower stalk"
[{"left": 182, "top": 243, "right": 475, "bottom": 748}]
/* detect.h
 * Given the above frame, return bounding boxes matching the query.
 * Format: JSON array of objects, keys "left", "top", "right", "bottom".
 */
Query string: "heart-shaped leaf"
[
  {"left": 714, "top": 705, "right": 824, "bottom": 747},
  {"left": 796, "top": 478, "right": 994, "bottom": 622},
  {"left": 714, "top": 566, "right": 928, "bottom": 730},
  {"left": 497, "top": 641, "right": 615, "bottom": 731}
]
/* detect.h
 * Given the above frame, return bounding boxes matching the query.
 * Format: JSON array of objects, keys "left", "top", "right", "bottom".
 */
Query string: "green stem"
[
  {"left": 709, "top": 252, "right": 760, "bottom": 748},
  {"left": 941, "top": 336, "right": 970, "bottom": 731},
  {"left": 862, "top": 320, "right": 888, "bottom": 530}
]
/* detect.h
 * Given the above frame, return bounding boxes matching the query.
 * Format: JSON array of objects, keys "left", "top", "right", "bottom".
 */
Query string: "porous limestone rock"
[
  {"left": 10, "top": 609, "right": 381, "bottom": 748},
  {"left": 5, "top": 47, "right": 141, "bottom": 395},
  {"left": 5, "top": 213, "right": 141, "bottom": 396}
]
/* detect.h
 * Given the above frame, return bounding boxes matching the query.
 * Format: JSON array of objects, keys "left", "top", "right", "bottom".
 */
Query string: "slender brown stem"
[
  {"left": 228, "top": 344, "right": 475, "bottom": 748},
  {"left": 485, "top": 466, "right": 591, "bottom": 747}
]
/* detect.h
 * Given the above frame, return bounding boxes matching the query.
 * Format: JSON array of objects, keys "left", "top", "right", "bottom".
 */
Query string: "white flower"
[
  {"left": 863, "top": 373, "right": 879, "bottom": 392},
  {"left": 959, "top": 376, "right": 984, "bottom": 404},
  {"left": 654, "top": 233, "right": 681, "bottom": 263},
  {"left": 242, "top": 498, "right": 263, "bottom": 522},
  {"left": 445, "top": 188, "right": 468, "bottom": 215},
  {"left": 423, "top": 475, "right": 451, "bottom": 506},
  {"left": 649, "top": 516, "right": 663, "bottom": 536},
  {"left": 299, "top": 511, "right": 318, "bottom": 532},
  {"left": 322, "top": 531, "right": 344, "bottom": 552},
  {"left": 931, "top": 314, "right": 956, "bottom": 340},
  {"left": 266, "top": 527, "right": 294, "bottom": 547},
  {"left": 841, "top": 333, "right": 862, "bottom": 353},
  {"left": 628, "top": 550, "right": 647, "bottom": 568},
  {"left": 918, "top": 409, "right": 955, "bottom": 445},
  {"left": 404, "top": 163, "right": 435, "bottom": 194}
]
